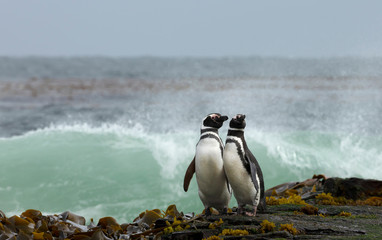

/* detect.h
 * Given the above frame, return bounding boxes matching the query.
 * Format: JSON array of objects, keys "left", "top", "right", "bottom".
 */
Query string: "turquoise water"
[
  {"left": 1, "top": 124, "right": 381, "bottom": 222},
  {"left": 0, "top": 57, "right": 381, "bottom": 223}
]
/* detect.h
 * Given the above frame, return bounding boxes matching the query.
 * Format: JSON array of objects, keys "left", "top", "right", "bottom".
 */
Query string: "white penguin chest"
[
  {"left": 195, "top": 138, "right": 223, "bottom": 173},
  {"left": 223, "top": 142, "right": 246, "bottom": 178},
  {"left": 223, "top": 141, "right": 259, "bottom": 205}
]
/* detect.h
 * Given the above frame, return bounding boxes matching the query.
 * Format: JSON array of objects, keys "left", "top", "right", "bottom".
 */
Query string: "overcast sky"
[{"left": 1, "top": 1, "right": 382, "bottom": 57}]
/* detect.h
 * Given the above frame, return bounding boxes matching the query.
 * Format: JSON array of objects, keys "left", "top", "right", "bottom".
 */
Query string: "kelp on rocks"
[
  {"left": 0, "top": 205, "right": 195, "bottom": 240},
  {"left": 265, "top": 174, "right": 382, "bottom": 207},
  {"left": 2, "top": 175, "right": 382, "bottom": 239}
]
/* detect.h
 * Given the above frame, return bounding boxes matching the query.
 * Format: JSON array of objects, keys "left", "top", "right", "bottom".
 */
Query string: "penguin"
[
  {"left": 183, "top": 113, "right": 231, "bottom": 214},
  {"left": 223, "top": 114, "right": 266, "bottom": 216}
]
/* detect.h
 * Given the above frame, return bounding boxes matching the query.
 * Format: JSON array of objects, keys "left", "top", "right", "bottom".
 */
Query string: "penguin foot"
[
  {"left": 237, "top": 205, "right": 257, "bottom": 217},
  {"left": 244, "top": 207, "right": 257, "bottom": 217},
  {"left": 244, "top": 212, "right": 255, "bottom": 217}
]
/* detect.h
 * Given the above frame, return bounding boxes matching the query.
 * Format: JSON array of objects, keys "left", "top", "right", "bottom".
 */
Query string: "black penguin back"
[{"left": 243, "top": 139, "right": 266, "bottom": 212}]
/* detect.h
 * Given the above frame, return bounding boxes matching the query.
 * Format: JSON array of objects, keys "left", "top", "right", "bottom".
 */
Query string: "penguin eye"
[{"left": 210, "top": 114, "right": 218, "bottom": 120}]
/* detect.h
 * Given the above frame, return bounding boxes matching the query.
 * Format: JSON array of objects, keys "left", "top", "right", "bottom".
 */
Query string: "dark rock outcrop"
[{"left": 324, "top": 177, "right": 382, "bottom": 200}]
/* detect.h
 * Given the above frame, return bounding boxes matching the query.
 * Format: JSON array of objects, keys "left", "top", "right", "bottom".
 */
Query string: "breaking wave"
[{"left": 1, "top": 123, "right": 381, "bottom": 222}]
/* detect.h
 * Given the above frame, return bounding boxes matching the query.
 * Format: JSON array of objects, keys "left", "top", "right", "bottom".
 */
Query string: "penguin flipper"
[
  {"left": 183, "top": 157, "right": 196, "bottom": 192},
  {"left": 248, "top": 157, "right": 260, "bottom": 193},
  {"left": 223, "top": 166, "right": 232, "bottom": 194},
  {"left": 245, "top": 147, "right": 267, "bottom": 211}
]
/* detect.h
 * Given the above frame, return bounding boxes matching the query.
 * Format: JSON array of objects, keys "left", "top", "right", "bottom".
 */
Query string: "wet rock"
[{"left": 60, "top": 211, "right": 86, "bottom": 225}]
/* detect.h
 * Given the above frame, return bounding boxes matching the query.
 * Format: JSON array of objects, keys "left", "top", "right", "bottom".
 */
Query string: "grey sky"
[{"left": 1, "top": 0, "right": 382, "bottom": 57}]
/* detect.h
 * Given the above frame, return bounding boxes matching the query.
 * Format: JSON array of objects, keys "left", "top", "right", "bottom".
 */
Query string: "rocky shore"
[{"left": 1, "top": 175, "right": 382, "bottom": 240}]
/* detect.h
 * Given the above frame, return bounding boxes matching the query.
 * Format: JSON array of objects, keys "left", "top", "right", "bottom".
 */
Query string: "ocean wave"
[
  {"left": 249, "top": 129, "right": 382, "bottom": 181},
  {"left": 0, "top": 122, "right": 197, "bottom": 179},
  {"left": 1, "top": 123, "right": 381, "bottom": 181},
  {"left": 0, "top": 123, "right": 381, "bottom": 222}
]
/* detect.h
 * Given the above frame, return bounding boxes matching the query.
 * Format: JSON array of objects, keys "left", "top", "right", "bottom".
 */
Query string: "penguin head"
[
  {"left": 202, "top": 113, "right": 229, "bottom": 129},
  {"left": 229, "top": 114, "right": 246, "bottom": 129}
]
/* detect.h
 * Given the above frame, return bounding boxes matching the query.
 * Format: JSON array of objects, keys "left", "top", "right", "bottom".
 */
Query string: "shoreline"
[{"left": 1, "top": 176, "right": 382, "bottom": 239}]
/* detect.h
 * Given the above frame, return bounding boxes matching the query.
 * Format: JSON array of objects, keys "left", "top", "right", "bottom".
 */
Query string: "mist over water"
[{"left": 0, "top": 57, "right": 381, "bottom": 222}]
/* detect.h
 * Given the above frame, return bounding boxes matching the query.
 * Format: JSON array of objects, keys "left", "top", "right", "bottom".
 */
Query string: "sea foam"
[{"left": 1, "top": 122, "right": 380, "bottom": 223}]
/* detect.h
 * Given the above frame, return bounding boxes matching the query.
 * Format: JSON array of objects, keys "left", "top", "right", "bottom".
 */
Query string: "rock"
[
  {"left": 265, "top": 174, "right": 327, "bottom": 199},
  {"left": 0, "top": 204, "right": 380, "bottom": 239},
  {"left": 134, "top": 210, "right": 162, "bottom": 229},
  {"left": 7, "top": 215, "right": 35, "bottom": 234},
  {"left": 21, "top": 210, "right": 42, "bottom": 222},
  {"left": 323, "top": 177, "right": 382, "bottom": 200},
  {"left": 303, "top": 227, "right": 366, "bottom": 236},
  {"left": 205, "top": 215, "right": 259, "bottom": 226},
  {"left": 301, "top": 204, "right": 318, "bottom": 215},
  {"left": 97, "top": 217, "right": 122, "bottom": 238},
  {"left": 0, "top": 210, "right": 6, "bottom": 219},
  {"left": 97, "top": 217, "right": 119, "bottom": 229},
  {"left": 249, "top": 231, "right": 293, "bottom": 239},
  {"left": 90, "top": 229, "right": 113, "bottom": 240},
  {"left": 60, "top": 211, "right": 86, "bottom": 225},
  {"left": 164, "top": 231, "right": 203, "bottom": 240},
  {"left": 2, "top": 176, "right": 382, "bottom": 239}
]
